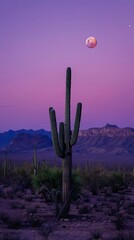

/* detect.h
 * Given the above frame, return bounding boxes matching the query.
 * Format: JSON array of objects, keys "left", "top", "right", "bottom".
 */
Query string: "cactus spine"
[{"left": 49, "top": 67, "right": 82, "bottom": 214}]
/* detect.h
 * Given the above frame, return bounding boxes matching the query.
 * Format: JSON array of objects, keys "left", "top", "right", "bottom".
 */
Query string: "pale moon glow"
[{"left": 85, "top": 36, "right": 97, "bottom": 48}]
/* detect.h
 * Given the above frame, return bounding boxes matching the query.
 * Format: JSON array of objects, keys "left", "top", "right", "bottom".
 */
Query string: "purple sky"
[{"left": 0, "top": 0, "right": 134, "bottom": 132}]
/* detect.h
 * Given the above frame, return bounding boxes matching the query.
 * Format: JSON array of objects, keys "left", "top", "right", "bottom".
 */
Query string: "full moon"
[{"left": 85, "top": 36, "right": 97, "bottom": 48}]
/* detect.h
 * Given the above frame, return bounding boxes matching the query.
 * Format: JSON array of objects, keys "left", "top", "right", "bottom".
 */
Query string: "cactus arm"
[
  {"left": 70, "top": 102, "right": 82, "bottom": 146},
  {"left": 59, "top": 122, "right": 65, "bottom": 152},
  {"left": 49, "top": 108, "right": 64, "bottom": 158},
  {"left": 65, "top": 67, "right": 71, "bottom": 144}
]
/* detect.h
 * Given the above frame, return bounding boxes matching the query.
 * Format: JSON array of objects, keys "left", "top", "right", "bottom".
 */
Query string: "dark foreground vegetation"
[{"left": 0, "top": 159, "right": 134, "bottom": 240}]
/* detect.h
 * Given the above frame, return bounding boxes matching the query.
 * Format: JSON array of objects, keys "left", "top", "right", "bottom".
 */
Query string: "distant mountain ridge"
[
  {"left": 6, "top": 133, "right": 52, "bottom": 152},
  {"left": 0, "top": 124, "right": 134, "bottom": 155},
  {"left": 76, "top": 124, "right": 134, "bottom": 155},
  {"left": 0, "top": 129, "right": 51, "bottom": 149},
  {"left": 79, "top": 124, "right": 134, "bottom": 137}
]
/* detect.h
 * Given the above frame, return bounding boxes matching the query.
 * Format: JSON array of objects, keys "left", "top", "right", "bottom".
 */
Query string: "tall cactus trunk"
[
  {"left": 62, "top": 147, "right": 72, "bottom": 208},
  {"left": 49, "top": 67, "right": 82, "bottom": 216},
  {"left": 62, "top": 68, "right": 72, "bottom": 210}
]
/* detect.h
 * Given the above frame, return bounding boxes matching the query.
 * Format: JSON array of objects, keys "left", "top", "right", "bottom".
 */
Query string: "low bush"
[
  {"left": 9, "top": 201, "right": 25, "bottom": 209},
  {"left": 1, "top": 233, "right": 21, "bottom": 240},
  {"left": 32, "top": 166, "right": 82, "bottom": 201},
  {"left": 0, "top": 212, "right": 22, "bottom": 229},
  {"left": 113, "top": 211, "right": 126, "bottom": 230},
  {"left": 114, "top": 232, "right": 134, "bottom": 240},
  {"left": 90, "top": 229, "right": 103, "bottom": 240},
  {"left": 79, "top": 166, "right": 131, "bottom": 194},
  {"left": 32, "top": 165, "right": 62, "bottom": 191},
  {"left": 78, "top": 204, "right": 91, "bottom": 214}
]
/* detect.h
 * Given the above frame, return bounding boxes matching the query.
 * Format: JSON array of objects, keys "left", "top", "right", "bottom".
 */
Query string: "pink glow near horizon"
[{"left": 0, "top": 0, "right": 134, "bottom": 132}]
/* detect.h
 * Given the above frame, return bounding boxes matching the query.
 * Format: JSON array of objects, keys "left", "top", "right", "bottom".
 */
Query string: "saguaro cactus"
[{"left": 49, "top": 67, "right": 82, "bottom": 214}]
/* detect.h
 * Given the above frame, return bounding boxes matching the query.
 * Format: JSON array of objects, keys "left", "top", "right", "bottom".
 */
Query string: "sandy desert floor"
[{"left": 0, "top": 181, "right": 134, "bottom": 240}]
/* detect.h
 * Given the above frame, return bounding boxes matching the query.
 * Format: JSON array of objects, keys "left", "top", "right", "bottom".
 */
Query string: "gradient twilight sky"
[{"left": 0, "top": 0, "right": 134, "bottom": 132}]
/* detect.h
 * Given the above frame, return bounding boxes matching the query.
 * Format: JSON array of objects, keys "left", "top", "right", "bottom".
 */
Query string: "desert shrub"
[
  {"left": 78, "top": 204, "right": 91, "bottom": 214},
  {"left": 0, "top": 162, "right": 33, "bottom": 190},
  {"left": 24, "top": 195, "right": 34, "bottom": 202},
  {"left": 32, "top": 165, "right": 81, "bottom": 191},
  {"left": 80, "top": 166, "right": 107, "bottom": 194},
  {"left": 108, "top": 171, "right": 126, "bottom": 192},
  {"left": 79, "top": 166, "right": 131, "bottom": 194},
  {"left": 38, "top": 221, "right": 58, "bottom": 240},
  {"left": 32, "top": 165, "right": 62, "bottom": 191},
  {"left": 107, "top": 202, "right": 119, "bottom": 216},
  {"left": 90, "top": 230, "right": 103, "bottom": 240},
  {"left": 9, "top": 201, "right": 25, "bottom": 209},
  {"left": 2, "top": 186, "right": 14, "bottom": 199},
  {"left": 7, "top": 216, "right": 22, "bottom": 229},
  {"left": 114, "top": 232, "right": 134, "bottom": 240},
  {"left": 126, "top": 201, "right": 134, "bottom": 215},
  {"left": 0, "top": 212, "right": 22, "bottom": 229},
  {"left": 28, "top": 215, "right": 42, "bottom": 227},
  {"left": 71, "top": 170, "right": 82, "bottom": 200},
  {"left": 12, "top": 167, "right": 32, "bottom": 190},
  {"left": 1, "top": 233, "right": 21, "bottom": 240},
  {"left": 26, "top": 206, "right": 38, "bottom": 214},
  {"left": 0, "top": 212, "right": 10, "bottom": 223},
  {"left": 113, "top": 211, "right": 126, "bottom": 230},
  {"left": 31, "top": 165, "right": 82, "bottom": 218},
  {"left": 15, "top": 191, "right": 24, "bottom": 198},
  {"left": 0, "top": 160, "right": 13, "bottom": 180}
]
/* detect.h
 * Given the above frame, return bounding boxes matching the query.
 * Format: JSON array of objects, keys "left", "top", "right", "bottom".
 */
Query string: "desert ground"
[
  {"left": 0, "top": 153, "right": 134, "bottom": 240},
  {"left": 0, "top": 185, "right": 134, "bottom": 240},
  {"left": 0, "top": 148, "right": 134, "bottom": 168}
]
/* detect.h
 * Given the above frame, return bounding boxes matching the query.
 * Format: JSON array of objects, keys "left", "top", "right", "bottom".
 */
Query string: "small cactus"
[
  {"left": 33, "top": 144, "right": 38, "bottom": 176},
  {"left": 3, "top": 151, "right": 7, "bottom": 177},
  {"left": 49, "top": 67, "right": 82, "bottom": 215}
]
